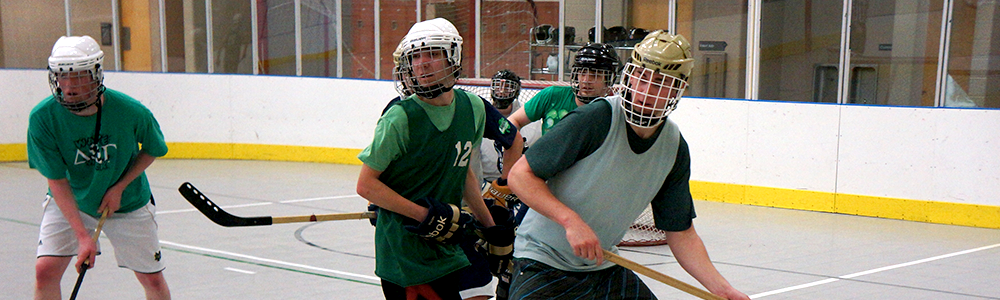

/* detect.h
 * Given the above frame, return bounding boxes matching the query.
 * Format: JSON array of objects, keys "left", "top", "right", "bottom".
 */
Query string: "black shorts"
[{"left": 507, "top": 258, "right": 657, "bottom": 300}]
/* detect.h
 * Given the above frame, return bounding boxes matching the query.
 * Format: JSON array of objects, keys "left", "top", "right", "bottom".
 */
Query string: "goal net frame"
[{"left": 454, "top": 78, "right": 669, "bottom": 247}]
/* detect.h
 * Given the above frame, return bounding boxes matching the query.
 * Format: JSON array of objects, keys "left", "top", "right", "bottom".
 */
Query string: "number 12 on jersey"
[{"left": 453, "top": 141, "right": 473, "bottom": 167}]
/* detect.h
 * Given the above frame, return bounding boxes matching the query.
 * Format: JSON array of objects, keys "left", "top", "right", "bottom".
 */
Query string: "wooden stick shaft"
[
  {"left": 70, "top": 210, "right": 110, "bottom": 300},
  {"left": 271, "top": 211, "right": 375, "bottom": 224},
  {"left": 602, "top": 250, "right": 725, "bottom": 300}
]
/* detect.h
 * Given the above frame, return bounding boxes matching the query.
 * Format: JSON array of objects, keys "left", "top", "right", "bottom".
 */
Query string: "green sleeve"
[
  {"left": 651, "top": 134, "right": 696, "bottom": 232},
  {"left": 524, "top": 101, "right": 611, "bottom": 180},
  {"left": 358, "top": 105, "right": 410, "bottom": 172},
  {"left": 468, "top": 91, "right": 486, "bottom": 149},
  {"left": 137, "top": 106, "right": 168, "bottom": 157},
  {"left": 522, "top": 86, "right": 557, "bottom": 123},
  {"left": 26, "top": 105, "right": 67, "bottom": 180}
]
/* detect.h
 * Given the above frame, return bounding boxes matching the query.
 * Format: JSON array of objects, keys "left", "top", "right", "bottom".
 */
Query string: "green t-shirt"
[
  {"left": 27, "top": 88, "right": 168, "bottom": 217},
  {"left": 522, "top": 85, "right": 580, "bottom": 135},
  {"left": 357, "top": 89, "right": 486, "bottom": 286}
]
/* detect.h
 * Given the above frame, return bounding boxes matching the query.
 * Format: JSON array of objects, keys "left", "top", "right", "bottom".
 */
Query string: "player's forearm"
[
  {"left": 111, "top": 151, "right": 156, "bottom": 191},
  {"left": 508, "top": 157, "right": 583, "bottom": 229},
  {"left": 47, "top": 179, "right": 90, "bottom": 241},
  {"left": 508, "top": 108, "right": 530, "bottom": 129},
  {"left": 499, "top": 131, "right": 524, "bottom": 181},
  {"left": 356, "top": 164, "right": 428, "bottom": 221},
  {"left": 462, "top": 169, "right": 494, "bottom": 227},
  {"left": 665, "top": 226, "right": 735, "bottom": 294}
]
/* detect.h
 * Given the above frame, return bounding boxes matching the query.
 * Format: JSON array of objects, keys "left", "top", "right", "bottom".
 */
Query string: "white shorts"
[
  {"left": 459, "top": 277, "right": 497, "bottom": 299},
  {"left": 37, "top": 195, "right": 165, "bottom": 273}
]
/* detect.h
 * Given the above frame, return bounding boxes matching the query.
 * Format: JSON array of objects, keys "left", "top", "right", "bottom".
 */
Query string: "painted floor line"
[
  {"left": 157, "top": 194, "right": 360, "bottom": 215},
  {"left": 160, "top": 240, "right": 380, "bottom": 282},
  {"left": 224, "top": 267, "right": 256, "bottom": 274},
  {"left": 749, "top": 243, "right": 1000, "bottom": 299}
]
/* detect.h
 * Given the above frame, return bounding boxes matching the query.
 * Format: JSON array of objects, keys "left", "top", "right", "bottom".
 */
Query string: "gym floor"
[{"left": 2, "top": 159, "right": 998, "bottom": 299}]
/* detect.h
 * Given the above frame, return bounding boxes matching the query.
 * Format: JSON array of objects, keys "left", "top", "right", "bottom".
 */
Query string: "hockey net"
[{"left": 456, "top": 78, "right": 669, "bottom": 247}]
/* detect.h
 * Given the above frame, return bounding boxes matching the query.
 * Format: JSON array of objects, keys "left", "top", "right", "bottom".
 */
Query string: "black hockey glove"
[
  {"left": 475, "top": 204, "right": 516, "bottom": 280},
  {"left": 367, "top": 203, "right": 379, "bottom": 227},
  {"left": 405, "top": 197, "right": 474, "bottom": 244}
]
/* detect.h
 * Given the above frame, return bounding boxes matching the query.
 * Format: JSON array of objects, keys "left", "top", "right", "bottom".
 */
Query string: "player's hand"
[
  {"left": 99, "top": 184, "right": 125, "bottom": 215},
  {"left": 714, "top": 287, "right": 750, "bottom": 300},
  {"left": 367, "top": 203, "right": 379, "bottom": 227},
  {"left": 475, "top": 204, "right": 516, "bottom": 278},
  {"left": 405, "top": 197, "right": 473, "bottom": 244},
  {"left": 565, "top": 218, "right": 603, "bottom": 264},
  {"left": 483, "top": 179, "right": 519, "bottom": 208},
  {"left": 75, "top": 235, "right": 98, "bottom": 273}
]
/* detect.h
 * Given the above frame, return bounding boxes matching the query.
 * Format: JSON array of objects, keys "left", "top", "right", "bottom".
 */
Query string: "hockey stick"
[
  {"left": 178, "top": 182, "right": 375, "bottom": 227},
  {"left": 69, "top": 209, "right": 109, "bottom": 300},
  {"left": 602, "top": 249, "right": 725, "bottom": 300}
]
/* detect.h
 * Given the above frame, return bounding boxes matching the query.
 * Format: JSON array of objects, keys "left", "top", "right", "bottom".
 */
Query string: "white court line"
[
  {"left": 224, "top": 267, "right": 256, "bottom": 274},
  {"left": 161, "top": 240, "right": 380, "bottom": 282},
  {"left": 750, "top": 243, "right": 1000, "bottom": 299},
  {"left": 156, "top": 194, "right": 360, "bottom": 215},
  {"left": 279, "top": 194, "right": 361, "bottom": 204}
]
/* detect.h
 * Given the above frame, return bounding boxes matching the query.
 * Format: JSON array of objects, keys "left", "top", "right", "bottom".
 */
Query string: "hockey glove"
[
  {"left": 405, "top": 197, "right": 473, "bottom": 244},
  {"left": 482, "top": 179, "right": 520, "bottom": 208},
  {"left": 475, "top": 204, "right": 516, "bottom": 280},
  {"left": 367, "top": 203, "right": 379, "bottom": 227}
]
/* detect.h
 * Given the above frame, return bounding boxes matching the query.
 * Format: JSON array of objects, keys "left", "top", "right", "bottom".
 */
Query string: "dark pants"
[
  {"left": 507, "top": 258, "right": 657, "bottom": 300},
  {"left": 381, "top": 267, "right": 465, "bottom": 300}
]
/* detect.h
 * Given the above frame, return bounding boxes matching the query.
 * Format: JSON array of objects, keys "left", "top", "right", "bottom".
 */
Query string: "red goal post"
[{"left": 456, "top": 78, "right": 669, "bottom": 247}]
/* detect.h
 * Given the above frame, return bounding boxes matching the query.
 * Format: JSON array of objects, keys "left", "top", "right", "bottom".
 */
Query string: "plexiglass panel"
[
  {"left": 758, "top": 0, "right": 841, "bottom": 102},
  {"left": 943, "top": 0, "right": 1000, "bottom": 108},
  {"left": 301, "top": 0, "right": 339, "bottom": 77},
  {"left": 212, "top": 1, "right": 252, "bottom": 74}
]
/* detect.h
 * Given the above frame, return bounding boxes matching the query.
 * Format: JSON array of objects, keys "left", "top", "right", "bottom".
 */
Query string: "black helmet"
[
  {"left": 571, "top": 43, "right": 621, "bottom": 103},
  {"left": 573, "top": 43, "right": 621, "bottom": 74},
  {"left": 491, "top": 69, "right": 521, "bottom": 109}
]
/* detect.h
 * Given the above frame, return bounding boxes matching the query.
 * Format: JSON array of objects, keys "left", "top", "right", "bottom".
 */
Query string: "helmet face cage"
[
  {"left": 571, "top": 43, "right": 621, "bottom": 103},
  {"left": 490, "top": 79, "right": 520, "bottom": 109},
  {"left": 619, "top": 62, "right": 688, "bottom": 128},
  {"left": 48, "top": 66, "right": 104, "bottom": 113},
  {"left": 570, "top": 67, "right": 617, "bottom": 103},
  {"left": 48, "top": 36, "right": 106, "bottom": 112},
  {"left": 490, "top": 69, "right": 521, "bottom": 109},
  {"left": 394, "top": 45, "right": 460, "bottom": 100}
]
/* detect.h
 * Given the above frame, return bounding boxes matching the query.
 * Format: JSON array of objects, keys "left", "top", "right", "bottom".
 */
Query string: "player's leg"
[
  {"left": 507, "top": 258, "right": 595, "bottom": 300},
  {"left": 134, "top": 271, "right": 170, "bottom": 300},
  {"left": 458, "top": 235, "right": 494, "bottom": 300},
  {"left": 34, "top": 256, "right": 72, "bottom": 300},
  {"left": 35, "top": 195, "right": 97, "bottom": 300},
  {"left": 104, "top": 201, "right": 170, "bottom": 299},
  {"left": 592, "top": 265, "right": 657, "bottom": 300},
  {"left": 381, "top": 274, "right": 464, "bottom": 300}
]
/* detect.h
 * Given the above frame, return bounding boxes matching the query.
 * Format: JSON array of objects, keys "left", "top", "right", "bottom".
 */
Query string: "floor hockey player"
[
  {"left": 505, "top": 31, "right": 749, "bottom": 300},
  {"left": 28, "top": 35, "right": 172, "bottom": 300},
  {"left": 355, "top": 18, "right": 511, "bottom": 300}
]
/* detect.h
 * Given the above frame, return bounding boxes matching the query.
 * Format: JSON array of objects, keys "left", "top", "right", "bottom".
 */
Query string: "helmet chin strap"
[{"left": 87, "top": 86, "right": 106, "bottom": 162}]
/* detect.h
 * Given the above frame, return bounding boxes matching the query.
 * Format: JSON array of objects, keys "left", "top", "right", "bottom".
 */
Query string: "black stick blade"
[{"left": 178, "top": 182, "right": 273, "bottom": 227}]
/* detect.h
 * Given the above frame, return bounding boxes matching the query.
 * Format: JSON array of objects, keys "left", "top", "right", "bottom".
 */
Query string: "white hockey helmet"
[
  {"left": 619, "top": 31, "right": 693, "bottom": 128},
  {"left": 393, "top": 18, "right": 463, "bottom": 99},
  {"left": 47, "top": 36, "right": 105, "bottom": 112}
]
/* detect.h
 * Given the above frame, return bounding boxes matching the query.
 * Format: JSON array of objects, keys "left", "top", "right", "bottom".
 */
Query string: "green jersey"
[
  {"left": 27, "top": 88, "right": 168, "bottom": 217},
  {"left": 522, "top": 85, "right": 580, "bottom": 135},
  {"left": 358, "top": 89, "right": 485, "bottom": 286}
]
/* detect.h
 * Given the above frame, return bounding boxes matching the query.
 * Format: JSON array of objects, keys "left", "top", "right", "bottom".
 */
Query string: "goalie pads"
[
  {"left": 404, "top": 197, "right": 474, "bottom": 244},
  {"left": 475, "top": 204, "right": 516, "bottom": 280},
  {"left": 482, "top": 179, "right": 520, "bottom": 208}
]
